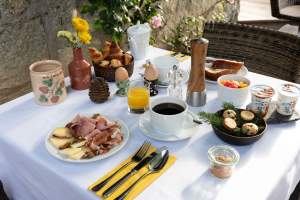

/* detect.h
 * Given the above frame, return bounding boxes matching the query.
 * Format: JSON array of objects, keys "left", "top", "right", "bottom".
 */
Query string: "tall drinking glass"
[{"left": 127, "top": 80, "right": 150, "bottom": 113}]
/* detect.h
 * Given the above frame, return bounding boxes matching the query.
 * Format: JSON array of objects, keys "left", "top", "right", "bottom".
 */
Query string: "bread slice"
[
  {"left": 223, "top": 118, "right": 237, "bottom": 131},
  {"left": 59, "top": 148, "right": 82, "bottom": 157},
  {"left": 212, "top": 59, "right": 244, "bottom": 71},
  {"left": 52, "top": 128, "right": 73, "bottom": 138},
  {"left": 205, "top": 67, "right": 239, "bottom": 81},
  {"left": 49, "top": 137, "right": 74, "bottom": 149}
]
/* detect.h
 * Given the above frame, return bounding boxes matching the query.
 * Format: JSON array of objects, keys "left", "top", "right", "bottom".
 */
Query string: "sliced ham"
[
  {"left": 84, "top": 129, "right": 102, "bottom": 140},
  {"left": 66, "top": 114, "right": 124, "bottom": 156},
  {"left": 91, "top": 131, "right": 111, "bottom": 146}
]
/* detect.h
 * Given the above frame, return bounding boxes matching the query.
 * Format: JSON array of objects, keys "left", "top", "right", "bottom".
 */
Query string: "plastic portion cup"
[
  {"left": 208, "top": 145, "right": 239, "bottom": 179},
  {"left": 250, "top": 85, "right": 275, "bottom": 116},
  {"left": 276, "top": 83, "right": 300, "bottom": 116}
]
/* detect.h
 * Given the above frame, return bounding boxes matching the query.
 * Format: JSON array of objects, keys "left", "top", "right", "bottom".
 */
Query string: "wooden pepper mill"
[{"left": 186, "top": 38, "right": 208, "bottom": 106}]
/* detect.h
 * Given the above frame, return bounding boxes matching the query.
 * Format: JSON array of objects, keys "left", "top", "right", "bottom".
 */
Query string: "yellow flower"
[
  {"left": 72, "top": 17, "right": 89, "bottom": 32},
  {"left": 78, "top": 31, "right": 92, "bottom": 44}
]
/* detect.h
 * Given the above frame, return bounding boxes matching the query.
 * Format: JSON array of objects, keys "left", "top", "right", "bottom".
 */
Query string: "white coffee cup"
[
  {"left": 151, "top": 55, "right": 179, "bottom": 83},
  {"left": 150, "top": 96, "right": 188, "bottom": 134}
]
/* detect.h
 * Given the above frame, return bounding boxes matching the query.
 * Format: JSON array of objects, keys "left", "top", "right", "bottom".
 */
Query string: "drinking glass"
[{"left": 127, "top": 80, "right": 150, "bottom": 113}]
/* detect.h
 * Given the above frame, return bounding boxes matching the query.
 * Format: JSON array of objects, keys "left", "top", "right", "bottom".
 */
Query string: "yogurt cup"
[
  {"left": 250, "top": 85, "right": 275, "bottom": 116},
  {"left": 276, "top": 83, "right": 300, "bottom": 115}
]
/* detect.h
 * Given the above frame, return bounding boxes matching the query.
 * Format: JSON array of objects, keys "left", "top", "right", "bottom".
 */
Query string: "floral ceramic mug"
[{"left": 29, "top": 60, "right": 67, "bottom": 105}]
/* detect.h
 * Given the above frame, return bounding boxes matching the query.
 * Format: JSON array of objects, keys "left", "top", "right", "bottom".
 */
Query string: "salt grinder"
[{"left": 186, "top": 38, "right": 208, "bottom": 106}]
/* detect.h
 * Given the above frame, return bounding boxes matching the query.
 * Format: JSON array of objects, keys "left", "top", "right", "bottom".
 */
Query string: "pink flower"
[
  {"left": 227, "top": 0, "right": 235, "bottom": 4},
  {"left": 150, "top": 15, "right": 162, "bottom": 29}
]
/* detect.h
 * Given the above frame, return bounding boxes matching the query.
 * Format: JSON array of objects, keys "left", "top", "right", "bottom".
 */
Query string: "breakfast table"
[{"left": 1, "top": 46, "right": 300, "bottom": 200}]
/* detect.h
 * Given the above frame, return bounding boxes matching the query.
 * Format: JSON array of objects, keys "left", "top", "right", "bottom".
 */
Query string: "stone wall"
[{"left": 0, "top": 0, "right": 239, "bottom": 104}]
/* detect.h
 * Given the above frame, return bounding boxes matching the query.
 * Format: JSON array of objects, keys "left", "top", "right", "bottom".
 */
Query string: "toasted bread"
[
  {"left": 223, "top": 117, "right": 237, "bottom": 131},
  {"left": 52, "top": 128, "right": 73, "bottom": 138},
  {"left": 205, "top": 67, "right": 239, "bottom": 81},
  {"left": 49, "top": 137, "right": 74, "bottom": 149},
  {"left": 212, "top": 59, "right": 244, "bottom": 71},
  {"left": 240, "top": 110, "right": 255, "bottom": 121}
]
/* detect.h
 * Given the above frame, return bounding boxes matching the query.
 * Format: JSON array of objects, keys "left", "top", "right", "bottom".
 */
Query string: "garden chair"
[
  {"left": 270, "top": 0, "right": 300, "bottom": 22},
  {"left": 202, "top": 22, "right": 300, "bottom": 83}
]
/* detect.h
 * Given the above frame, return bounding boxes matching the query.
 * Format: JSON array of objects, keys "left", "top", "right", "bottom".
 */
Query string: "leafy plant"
[
  {"left": 81, "top": 0, "right": 163, "bottom": 42},
  {"left": 163, "top": 16, "right": 204, "bottom": 55},
  {"left": 163, "top": 0, "right": 234, "bottom": 55}
]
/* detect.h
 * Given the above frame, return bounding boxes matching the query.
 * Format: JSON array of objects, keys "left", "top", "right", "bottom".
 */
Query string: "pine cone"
[{"left": 89, "top": 77, "right": 110, "bottom": 103}]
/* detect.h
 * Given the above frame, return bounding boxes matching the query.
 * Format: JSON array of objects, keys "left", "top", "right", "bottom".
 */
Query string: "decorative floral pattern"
[{"left": 38, "top": 77, "right": 64, "bottom": 104}]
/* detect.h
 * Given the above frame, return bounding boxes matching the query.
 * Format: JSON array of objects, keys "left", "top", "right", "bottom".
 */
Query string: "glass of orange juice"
[{"left": 127, "top": 80, "right": 150, "bottom": 113}]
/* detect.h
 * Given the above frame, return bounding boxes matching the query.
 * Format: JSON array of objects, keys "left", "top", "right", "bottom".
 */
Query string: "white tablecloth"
[{"left": 1, "top": 47, "right": 300, "bottom": 200}]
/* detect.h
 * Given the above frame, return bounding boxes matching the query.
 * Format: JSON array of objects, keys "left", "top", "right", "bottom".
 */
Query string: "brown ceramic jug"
[{"left": 68, "top": 48, "right": 91, "bottom": 90}]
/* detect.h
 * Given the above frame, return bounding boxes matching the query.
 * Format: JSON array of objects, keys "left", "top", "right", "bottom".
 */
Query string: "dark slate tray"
[{"left": 247, "top": 102, "right": 300, "bottom": 124}]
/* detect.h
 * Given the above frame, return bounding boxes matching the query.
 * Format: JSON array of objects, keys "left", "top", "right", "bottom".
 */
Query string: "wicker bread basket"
[{"left": 93, "top": 54, "right": 134, "bottom": 82}]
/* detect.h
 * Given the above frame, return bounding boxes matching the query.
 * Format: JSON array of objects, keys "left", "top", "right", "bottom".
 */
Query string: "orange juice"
[{"left": 127, "top": 87, "right": 149, "bottom": 111}]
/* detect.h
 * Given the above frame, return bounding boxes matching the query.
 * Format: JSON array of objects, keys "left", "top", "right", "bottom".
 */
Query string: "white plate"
[
  {"left": 45, "top": 114, "right": 130, "bottom": 163},
  {"left": 139, "top": 111, "right": 200, "bottom": 141},
  {"left": 157, "top": 69, "right": 189, "bottom": 88},
  {"left": 205, "top": 60, "right": 248, "bottom": 84}
]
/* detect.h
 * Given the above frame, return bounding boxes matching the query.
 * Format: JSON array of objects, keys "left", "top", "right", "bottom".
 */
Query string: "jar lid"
[
  {"left": 127, "top": 22, "right": 151, "bottom": 36},
  {"left": 278, "top": 83, "right": 300, "bottom": 97},
  {"left": 250, "top": 84, "right": 275, "bottom": 98}
]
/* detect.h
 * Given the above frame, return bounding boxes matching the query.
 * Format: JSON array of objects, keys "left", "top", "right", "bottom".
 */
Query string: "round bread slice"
[
  {"left": 223, "top": 109, "right": 237, "bottom": 120},
  {"left": 223, "top": 117, "right": 237, "bottom": 131},
  {"left": 242, "top": 123, "right": 258, "bottom": 136},
  {"left": 240, "top": 110, "right": 255, "bottom": 121}
]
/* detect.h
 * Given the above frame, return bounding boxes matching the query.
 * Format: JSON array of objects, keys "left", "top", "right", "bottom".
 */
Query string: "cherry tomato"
[{"left": 222, "top": 80, "right": 239, "bottom": 88}]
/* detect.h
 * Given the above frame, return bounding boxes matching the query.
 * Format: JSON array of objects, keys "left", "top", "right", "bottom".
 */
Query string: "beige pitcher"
[{"left": 29, "top": 60, "right": 67, "bottom": 105}]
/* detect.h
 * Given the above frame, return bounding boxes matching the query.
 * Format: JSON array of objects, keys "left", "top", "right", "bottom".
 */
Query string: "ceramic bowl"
[
  {"left": 212, "top": 109, "right": 267, "bottom": 145},
  {"left": 217, "top": 74, "right": 250, "bottom": 107}
]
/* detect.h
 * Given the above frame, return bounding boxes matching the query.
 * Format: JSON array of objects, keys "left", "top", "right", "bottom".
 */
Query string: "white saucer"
[{"left": 139, "top": 111, "right": 200, "bottom": 141}]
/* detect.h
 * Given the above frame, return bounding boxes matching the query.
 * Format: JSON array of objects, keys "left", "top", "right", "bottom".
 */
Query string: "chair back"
[
  {"left": 203, "top": 22, "right": 300, "bottom": 83},
  {"left": 270, "top": 0, "right": 300, "bottom": 21}
]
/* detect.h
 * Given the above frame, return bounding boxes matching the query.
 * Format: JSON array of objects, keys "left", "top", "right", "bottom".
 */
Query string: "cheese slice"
[
  {"left": 49, "top": 137, "right": 74, "bottom": 149},
  {"left": 52, "top": 128, "right": 73, "bottom": 138},
  {"left": 69, "top": 150, "right": 86, "bottom": 160},
  {"left": 71, "top": 140, "right": 86, "bottom": 148},
  {"left": 59, "top": 148, "right": 82, "bottom": 157}
]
